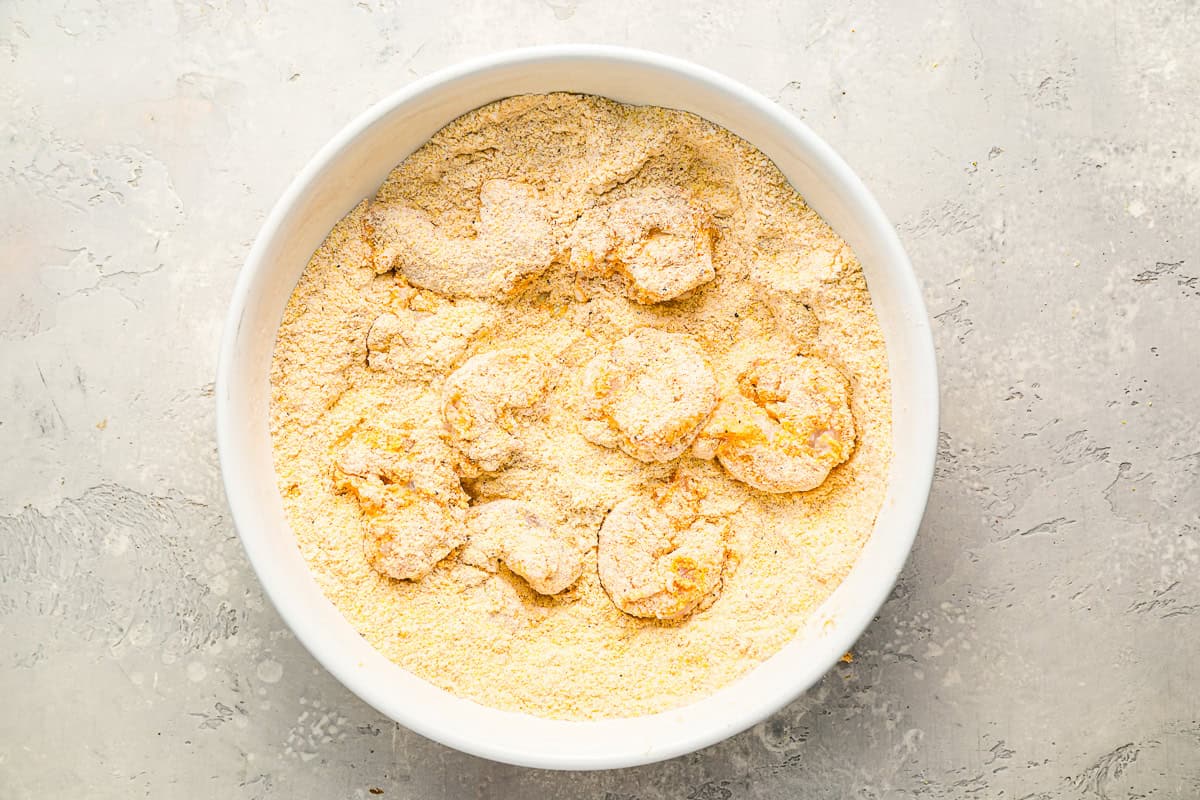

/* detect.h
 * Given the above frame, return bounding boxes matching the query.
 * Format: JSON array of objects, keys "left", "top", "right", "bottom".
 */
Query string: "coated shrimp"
[
  {"left": 693, "top": 355, "right": 856, "bottom": 493},
  {"left": 365, "top": 286, "right": 493, "bottom": 379},
  {"left": 579, "top": 328, "right": 717, "bottom": 463},
  {"left": 441, "top": 349, "right": 551, "bottom": 472},
  {"left": 367, "top": 179, "right": 555, "bottom": 298},
  {"left": 461, "top": 499, "right": 585, "bottom": 595},
  {"left": 333, "top": 432, "right": 468, "bottom": 581},
  {"left": 597, "top": 478, "right": 731, "bottom": 620},
  {"left": 568, "top": 189, "right": 716, "bottom": 304}
]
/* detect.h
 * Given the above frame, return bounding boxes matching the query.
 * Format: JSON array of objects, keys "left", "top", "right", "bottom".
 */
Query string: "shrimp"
[
  {"left": 597, "top": 478, "right": 731, "bottom": 620},
  {"left": 568, "top": 189, "right": 716, "bottom": 303},
  {"left": 579, "top": 328, "right": 718, "bottom": 463},
  {"left": 333, "top": 432, "right": 469, "bottom": 581},
  {"left": 461, "top": 499, "right": 585, "bottom": 595},
  {"left": 366, "top": 286, "right": 493, "bottom": 379},
  {"left": 693, "top": 355, "right": 856, "bottom": 493},
  {"left": 441, "top": 349, "right": 551, "bottom": 472},
  {"left": 366, "top": 179, "right": 555, "bottom": 298}
]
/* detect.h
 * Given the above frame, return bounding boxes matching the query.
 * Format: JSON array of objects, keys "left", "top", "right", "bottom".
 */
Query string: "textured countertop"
[{"left": 3, "top": 1, "right": 1198, "bottom": 797}]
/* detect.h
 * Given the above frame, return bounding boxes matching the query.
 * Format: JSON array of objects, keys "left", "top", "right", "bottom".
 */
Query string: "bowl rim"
[{"left": 216, "top": 44, "right": 938, "bottom": 770}]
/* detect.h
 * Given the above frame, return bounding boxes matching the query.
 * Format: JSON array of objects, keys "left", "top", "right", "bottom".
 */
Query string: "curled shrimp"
[
  {"left": 568, "top": 189, "right": 716, "bottom": 303},
  {"left": 461, "top": 499, "right": 585, "bottom": 595},
  {"left": 333, "top": 432, "right": 468, "bottom": 581},
  {"left": 441, "top": 349, "right": 550, "bottom": 472},
  {"left": 366, "top": 286, "right": 493, "bottom": 379},
  {"left": 367, "top": 179, "right": 555, "bottom": 298},
  {"left": 597, "top": 478, "right": 731, "bottom": 620},
  {"left": 579, "top": 327, "right": 717, "bottom": 463},
  {"left": 693, "top": 355, "right": 856, "bottom": 493}
]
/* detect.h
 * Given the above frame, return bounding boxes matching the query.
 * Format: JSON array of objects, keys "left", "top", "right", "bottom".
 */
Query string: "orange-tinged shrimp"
[
  {"left": 597, "top": 479, "right": 731, "bottom": 620},
  {"left": 694, "top": 355, "right": 856, "bottom": 493},
  {"left": 333, "top": 432, "right": 468, "bottom": 581},
  {"left": 441, "top": 349, "right": 550, "bottom": 472}
]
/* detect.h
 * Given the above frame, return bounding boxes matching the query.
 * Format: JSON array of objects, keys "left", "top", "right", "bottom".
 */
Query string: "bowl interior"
[{"left": 217, "top": 46, "right": 937, "bottom": 770}]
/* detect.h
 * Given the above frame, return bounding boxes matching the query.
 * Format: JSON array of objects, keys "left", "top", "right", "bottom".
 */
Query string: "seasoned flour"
[{"left": 269, "top": 93, "right": 892, "bottom": 719}]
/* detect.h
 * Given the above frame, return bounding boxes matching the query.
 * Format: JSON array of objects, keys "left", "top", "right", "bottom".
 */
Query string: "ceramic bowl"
[{"left": 216, "top": 45, "right": 938, "bottom": 770}]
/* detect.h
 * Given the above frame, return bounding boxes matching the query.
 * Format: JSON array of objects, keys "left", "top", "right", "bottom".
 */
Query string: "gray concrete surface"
[{"left": 3, "top": 1, "right": 1198, "bottom": 797}]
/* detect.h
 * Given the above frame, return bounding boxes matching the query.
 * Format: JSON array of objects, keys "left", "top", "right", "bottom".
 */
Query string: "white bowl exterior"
[{"left": 216, "top": 46, "right": 938, "bottom": 770}]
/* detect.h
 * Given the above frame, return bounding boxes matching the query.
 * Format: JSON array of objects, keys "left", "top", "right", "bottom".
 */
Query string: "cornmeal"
[{"left": 269, "top": 93, "right": 892, "bottom": 720}]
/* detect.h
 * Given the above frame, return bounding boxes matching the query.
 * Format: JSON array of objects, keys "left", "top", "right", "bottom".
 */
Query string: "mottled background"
[{"left": 2, "top": 1, "right": 1198, "bottom": 797}]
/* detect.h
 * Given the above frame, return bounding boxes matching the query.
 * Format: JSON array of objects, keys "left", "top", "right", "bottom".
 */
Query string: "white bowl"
[{"left": 216, "top": 45, "right": 938, "bottom": 770}]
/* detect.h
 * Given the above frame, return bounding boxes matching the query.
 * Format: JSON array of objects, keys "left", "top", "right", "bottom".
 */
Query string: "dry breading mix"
[{"left": 269, "top": 93, "right": 892, "bottom": 720}]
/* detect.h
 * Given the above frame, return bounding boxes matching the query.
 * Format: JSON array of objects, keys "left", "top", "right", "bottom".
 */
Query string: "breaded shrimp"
[
  {"left": 366, "top": 179, "right": 555, "bottom": 298},
  {"left": 568, "top": 189, "right": 716, "bottom": 303},
  {"left": 333, "top": 432, "right": 468, "bottom": 581},
  {"left": 579, "top": 328, "right": 718, "bottom": 463},
  {"left": 597, "top": 478, "right": 731, "bottom": 620},
  {"left": 694, "top": 355, "right": 856, "bottom": 493},
  {"left": 366, "top": 286, "right": 493, "bottom": 378},
  {"left": 461, "top": 499, "right": 585, "bottom": 595},
  {"left": 441, "top": 349, "right": 550, "bottom": 472}
]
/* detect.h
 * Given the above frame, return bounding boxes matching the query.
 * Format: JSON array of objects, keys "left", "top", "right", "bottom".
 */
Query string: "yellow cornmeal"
[{"left": 269, "top": 93, "right": 892, "bottom": 720}]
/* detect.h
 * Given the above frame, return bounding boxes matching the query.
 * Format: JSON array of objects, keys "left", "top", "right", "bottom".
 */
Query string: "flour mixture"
[{"left": 269, "top": 93, "right": 892, "bottom": 719}]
